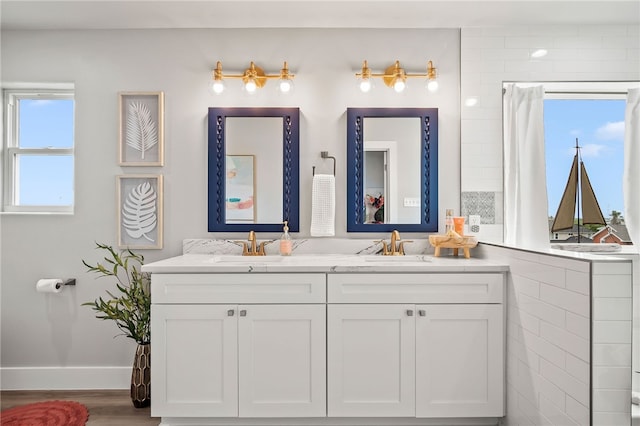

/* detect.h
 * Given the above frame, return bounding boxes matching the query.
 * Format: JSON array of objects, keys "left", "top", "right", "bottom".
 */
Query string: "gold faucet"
[
  {"left": 376, "top": 230, "right": 413, "bottom": 255},
  {"left": 236, "top": 231, "right": 267, "bottom": 256}
]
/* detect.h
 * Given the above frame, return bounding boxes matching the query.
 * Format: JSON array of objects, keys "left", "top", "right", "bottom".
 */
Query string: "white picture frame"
[
  {"left": 118, "top": 91, "right": 164, "bottom": 166},
  {"left": 117, "top": 175, "right": 163, "bottom": 249}
]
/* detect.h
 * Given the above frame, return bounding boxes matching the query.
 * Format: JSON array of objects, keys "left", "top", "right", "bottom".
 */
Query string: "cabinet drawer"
[
  {"left": 328, "top": 273, "right": 503, "bottom": 304},
  {"left": 152, "top": 273, "right": 326, "bottom": 304}
]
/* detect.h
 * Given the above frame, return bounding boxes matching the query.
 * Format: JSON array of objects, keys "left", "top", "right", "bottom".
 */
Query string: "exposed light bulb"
[
  {"left": 279, "top": 78, "right": 293, "bottom": 93},
  {"left": 245, "top": 80, "right": 257, "bottom": 93},
  {"left": 211, "top": 61, "right": 225, "bottom": 95},
  {"left": 212, "top": 79, "right": 225, "bottom": 94},
  {"left": 359, "top": 78, "right": 372, "bottom": 93},
  {"left": 427, "top": 79, "right": 439, "bottom": 92},
  {"left": 278, "top": 61, "right": 294, "bottom": 93},
  {"left": 393, "top": 79, "right": 406, "bottom": 93}
]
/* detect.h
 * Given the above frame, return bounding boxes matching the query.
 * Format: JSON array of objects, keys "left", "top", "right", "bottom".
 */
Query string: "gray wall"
[{"left": 0, "top": 28, "right": 461, "bottom": 387}]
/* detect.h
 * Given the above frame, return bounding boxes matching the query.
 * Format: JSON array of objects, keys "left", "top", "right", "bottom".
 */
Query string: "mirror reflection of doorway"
[
  {"left": 364, "top": 150, "right": 387, "bottom": 223},
  {"left": 364, "top": 141, "right": 397, "bottom": 224}
]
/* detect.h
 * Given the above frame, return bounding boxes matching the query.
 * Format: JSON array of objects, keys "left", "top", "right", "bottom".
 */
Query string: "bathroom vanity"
[{"left": 143, "top": 249, "right": 508, "bottom": 426}]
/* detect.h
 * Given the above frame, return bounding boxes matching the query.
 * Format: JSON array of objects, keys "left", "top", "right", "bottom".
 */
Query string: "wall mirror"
[
  {"left": 208, "top": 107, "right": 299, "bottom": 232},
  {"left": 346, "top": 107, "right": 438, "bottom": 232}
]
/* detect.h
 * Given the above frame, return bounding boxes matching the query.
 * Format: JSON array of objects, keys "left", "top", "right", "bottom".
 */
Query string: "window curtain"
[
  {"left": 623, "top": 88, "right": 640, "bottom": 248},
  {"left": 503, "top": 84, "right": 550, "bottom": 249}
]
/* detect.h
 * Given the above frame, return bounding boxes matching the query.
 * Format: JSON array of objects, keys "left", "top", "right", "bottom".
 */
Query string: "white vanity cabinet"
[
  {"left": 327, "top": 273, "right": 505, "bottom": 418},
  {"left": 415, "top": 303, "right": 503, "bottom": 418},
  {"left": 150, "top": 273, "right": 327, "bottom": 419},
  {"left": 151, "top": 304, "right": 238, "bottom": 417},
  {"left": 145, "top": 259, "right": 507, "bottom": 426},
  {"left": 327, "top": 304, "right": 417, "bottom": 417}
]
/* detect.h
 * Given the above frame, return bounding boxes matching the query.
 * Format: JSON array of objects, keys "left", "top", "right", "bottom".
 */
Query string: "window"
[
  {"left": 542, "top": 82, "right": 633, "bottom": 244},
  {"left": 3, "top": 89, "right": 75, "bottom": 213}
]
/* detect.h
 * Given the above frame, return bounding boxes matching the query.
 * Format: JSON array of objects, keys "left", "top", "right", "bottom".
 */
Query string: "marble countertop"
[{"left": 142, "top": 253, "right": 509, "bottom": 273}]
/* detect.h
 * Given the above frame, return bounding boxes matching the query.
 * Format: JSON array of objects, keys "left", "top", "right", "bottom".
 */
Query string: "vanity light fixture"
[
  {"left": 356, "top": 60, "right": 438, "bottom": 93},
  {"left": 211, "top": 61, "right": 295, "bottom": 94}
]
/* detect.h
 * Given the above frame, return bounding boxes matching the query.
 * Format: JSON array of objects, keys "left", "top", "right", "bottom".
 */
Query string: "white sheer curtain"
[
  {"left": 623, "top": 88, "right": 640, "bottom": 248},
  {"left": 503, "top": 84, "right": 550, "bottom": 249}
]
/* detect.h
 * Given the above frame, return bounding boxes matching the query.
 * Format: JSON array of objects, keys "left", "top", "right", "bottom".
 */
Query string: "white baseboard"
[{"left": 1, "top": 366, "right": 131, "bottom": 390}]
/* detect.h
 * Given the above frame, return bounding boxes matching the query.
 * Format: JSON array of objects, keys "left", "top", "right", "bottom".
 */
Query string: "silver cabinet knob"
[
  {"left": 418, "top": 310, "right": 426, "bottom": 317},
  {"left": 240, "top": 310, "right": 247, "bottom": 317},
  {"left": 406, "top": 309, "right": 414, "bottom": 316},
  {"left": 227, "top": 309, "right": 235, "bottom": 316}
]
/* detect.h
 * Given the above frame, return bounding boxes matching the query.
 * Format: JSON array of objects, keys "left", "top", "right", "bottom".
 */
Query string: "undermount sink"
[
  {"left": 211, "top": 255, "right": 283, "bottom": 263},
  {"left": 362, "top": 254, "right": 431, "bottom": 262},
  {"left": 208, "top": 254, "right": 431, "bottom": 264}
]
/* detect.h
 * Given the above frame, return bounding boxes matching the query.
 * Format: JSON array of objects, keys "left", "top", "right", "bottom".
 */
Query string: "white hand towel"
[
  {"left": 633, "top": 392, "right": 640, "bottom": 405},
  {"left": 310, "top": 174, "right": 335, "bottom": 236}
]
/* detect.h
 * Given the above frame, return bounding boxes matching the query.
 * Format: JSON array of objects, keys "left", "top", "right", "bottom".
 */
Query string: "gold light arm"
[
  {"left": 382, "top": 60, "right": 406, "bottom": 89},
  {"left": 242, "top": 61, "right": 267, "bottom": 89},
  {"left": 355, "top": 60, "right": 372, "bottom": 79},
  {"left": 213, "top": 61, "right": 224, "bottom": 81},
  {"left": 280, "top": 61, "right": 295, "bottom": 81},
  {"left": 426, "top": 60, "right": 437, "bottom": 80}
]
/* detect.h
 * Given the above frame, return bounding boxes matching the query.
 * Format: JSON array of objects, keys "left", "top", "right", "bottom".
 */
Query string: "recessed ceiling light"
[
  {"left": 464, "top": 97, "right": 478, "bottom": 107},
  {"left": 531, "top": 49, "right": 548, "bottom": 58}
]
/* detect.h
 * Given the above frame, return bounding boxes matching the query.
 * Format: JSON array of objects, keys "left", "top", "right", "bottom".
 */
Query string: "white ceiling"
[{"left": 1, "top": 0, "right": 639, "bottom": 30}]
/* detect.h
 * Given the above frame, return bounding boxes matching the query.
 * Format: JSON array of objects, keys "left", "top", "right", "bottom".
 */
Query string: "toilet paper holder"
[{"left": 36, "top": 278, "right": 76, "bottom": 294}]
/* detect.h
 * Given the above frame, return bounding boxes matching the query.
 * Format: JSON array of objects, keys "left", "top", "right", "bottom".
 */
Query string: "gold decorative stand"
[{"left": 429, "top": 232, "right": 478, "bottom": 259}]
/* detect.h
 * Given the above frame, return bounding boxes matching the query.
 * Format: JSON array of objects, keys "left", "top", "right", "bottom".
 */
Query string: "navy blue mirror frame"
[
  {"left": 207, "top": 107, "right": 300, "bottom": 232},
  {"left": 346, "top": 107, "right": 438, "bottom": 232}
]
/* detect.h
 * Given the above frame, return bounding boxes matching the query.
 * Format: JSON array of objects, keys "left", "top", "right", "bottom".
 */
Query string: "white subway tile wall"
[
  {"left": 479, "top": 244, "right": 633, "bottom": 426},
  {"left": 592, "top": 261, "right": 633, "bottom": 425},
  {"left": 460, "top": 24, "right": 640, "bottom": 244}
]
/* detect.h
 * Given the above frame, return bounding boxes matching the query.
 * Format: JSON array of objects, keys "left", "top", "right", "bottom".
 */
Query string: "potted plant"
[{"left": 82, "top": 242, "right": 151, "bottom": 408}]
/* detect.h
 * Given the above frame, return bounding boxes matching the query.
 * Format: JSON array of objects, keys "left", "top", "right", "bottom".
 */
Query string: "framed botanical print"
[
  {"left": 117, "top": 175, "right": 163, "bottom": 249},
  {"left": 118, "top": 91, "right": 164, "bottom": 166}
]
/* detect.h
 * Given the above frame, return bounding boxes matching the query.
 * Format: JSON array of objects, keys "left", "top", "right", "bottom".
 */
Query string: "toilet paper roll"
[{"left": 36, "top": 278, "right": 63, "bottom": 294}]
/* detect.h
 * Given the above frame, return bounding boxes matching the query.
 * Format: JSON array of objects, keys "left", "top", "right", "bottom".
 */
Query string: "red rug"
[{"left": 1, "top": 400, "right": 88, "bottom": 426}]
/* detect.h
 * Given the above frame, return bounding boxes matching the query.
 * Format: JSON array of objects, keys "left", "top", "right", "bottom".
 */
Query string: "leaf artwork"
[
  {"left": 122, "top": 181, "right": 157, "bottom": 242},
  {"left": 126, "top": 101, "right": 158, "bottom": 160}
]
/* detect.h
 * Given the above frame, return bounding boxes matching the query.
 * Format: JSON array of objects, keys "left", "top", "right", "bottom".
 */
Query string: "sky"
[
  {"left": 17, "top": 98, "right": 74, "bottom": 205},
  {"left": 544, "top": 99, "right": 626, "bottom": 219}
]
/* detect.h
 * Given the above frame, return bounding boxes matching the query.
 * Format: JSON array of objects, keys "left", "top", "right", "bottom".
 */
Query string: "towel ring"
[{"left": 312, "top": 151, "right": 336, "bottom": 176}]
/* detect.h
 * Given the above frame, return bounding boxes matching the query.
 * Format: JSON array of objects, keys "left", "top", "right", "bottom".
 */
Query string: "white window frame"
[
  {"left": 504, "top": 81, "right": 640, "bottom": 241},
  {"left": 2, "top": 88, "right": 75, "bottom": 213},
  {"left": 508, "top": 81, "right": 637, "bottom": 99}
]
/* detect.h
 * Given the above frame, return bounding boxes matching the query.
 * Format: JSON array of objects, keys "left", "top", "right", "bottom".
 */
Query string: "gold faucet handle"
[
  {"left": 233, "top": 241, "right": 250, "bottom": 255},
  {"left": 256, "top": 241, "right": 273, "bottom": 256},
  {"left": 374, "top": 240, "right": 390, "bottom": 255},
  {"left": 398, "top": 240, "right": 413, "bottom": 255}
]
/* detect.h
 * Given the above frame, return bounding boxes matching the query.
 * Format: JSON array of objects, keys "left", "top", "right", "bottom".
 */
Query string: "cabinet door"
[
  {"left": 327, "top": 304, "right": 416, "bottom": 417},
  {"left": 238, "top": 304, "right": 326, "bottom": 417},
  {"left": 151, "top": 304, "right": 238, "bottom": 418},
  {"left": 415, "top": 304, "right": 504, "bottom": 418}
]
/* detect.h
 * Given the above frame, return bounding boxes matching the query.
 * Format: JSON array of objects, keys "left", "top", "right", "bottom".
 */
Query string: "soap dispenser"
[{"left": 280, "top": 221, "right": 292, "bottom": 256}]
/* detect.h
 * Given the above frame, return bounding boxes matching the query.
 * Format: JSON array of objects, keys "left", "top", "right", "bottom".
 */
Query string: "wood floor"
[{"left": 1, "top": 389, "right": 159, "bottom": 425}]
